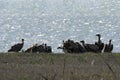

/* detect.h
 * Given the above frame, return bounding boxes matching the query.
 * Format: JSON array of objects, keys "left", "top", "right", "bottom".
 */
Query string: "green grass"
[{"left": 0, "top": 52, "right": 120, "bottom": 80}]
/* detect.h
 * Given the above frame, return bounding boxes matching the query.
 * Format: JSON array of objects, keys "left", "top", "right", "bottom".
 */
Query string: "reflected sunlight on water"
[
  {"left": 0, "top": 15, "right": 119, "bottom": 53},
  {"left": 0, "top": 0, "right": 120, "bottom": 53}
]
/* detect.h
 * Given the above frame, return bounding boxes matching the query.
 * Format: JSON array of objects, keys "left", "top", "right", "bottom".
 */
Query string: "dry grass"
[{"left": 0, "top": 52, "right": 120, "bottom": 80}]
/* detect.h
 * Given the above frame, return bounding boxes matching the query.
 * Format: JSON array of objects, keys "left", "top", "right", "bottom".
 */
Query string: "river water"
[{"left": 0, "top": 0, "right": 120, "bottom": 53}]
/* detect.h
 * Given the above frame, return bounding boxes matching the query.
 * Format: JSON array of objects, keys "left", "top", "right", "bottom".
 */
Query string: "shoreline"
[{"left": 0, "top": 52, "right": 120, "bottom": 80}]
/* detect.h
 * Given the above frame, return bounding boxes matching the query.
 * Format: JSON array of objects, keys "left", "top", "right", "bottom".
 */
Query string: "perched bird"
[
  {"left": 25, "top": 43, "right": 52, "bottom": 53},
  {"left": 74, "top": 42, "right": 86, "bottom": 53},
  {"left": 104, "top": 39, "right": 113, "bottom": 53},
  {"left": 80, "top": 40, "right": 99, "bottom": 53},
  {"left": 95, "top": 34, "right": 104, "bottom": 52},
  {"left": 25, "top": 44, "right": 38, "bottom": 53},
  {"left": 8, "top": 39, "right": 24, "bottom": 52},
  {"left": 38, "top": 44, "right": 52, "bottom": 53},
  {"left": 37, "top": 44, "right": 45, "bottom": 53},
  {"left": 57, "top": 40, "right": 72, "bottom": 53},
  {"left": 45, "top": 46, "right": 52, "bottom": 53},
  {"left": 58, "top": 39, "right": 86, "bottom": 53}
]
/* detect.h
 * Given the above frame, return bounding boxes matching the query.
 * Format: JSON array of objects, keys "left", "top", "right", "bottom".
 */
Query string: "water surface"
[{"left": 0, "top": 0, "right": 120, "bottom": 53}]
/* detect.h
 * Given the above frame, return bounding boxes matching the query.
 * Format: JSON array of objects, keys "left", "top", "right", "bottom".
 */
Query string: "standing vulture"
[
  {"left": 8, "top": 39, "right": 24, "bottom": 52},
  {"left": 95, "top": 34, "right": 104, "bottom": 52},
  {"left": 104, "top": 39, "right": 113, "bottom": 53}
]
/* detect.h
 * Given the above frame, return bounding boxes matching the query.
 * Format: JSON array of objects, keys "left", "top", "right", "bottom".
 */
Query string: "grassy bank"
[{"left": 0, "top": 52, "right": 120, "bottom": 80}]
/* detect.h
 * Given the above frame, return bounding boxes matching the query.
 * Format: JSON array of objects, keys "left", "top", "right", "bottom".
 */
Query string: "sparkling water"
[{"left": 0, "top": 0, "right": 120, "bottom": 53}]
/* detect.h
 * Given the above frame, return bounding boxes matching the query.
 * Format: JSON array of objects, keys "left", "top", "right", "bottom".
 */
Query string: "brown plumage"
[
  {"left": 8, "top": 39, "right": 24, "bottom": 52},
  {"left": 104, "top": 39, "right": 113, "bottom": 52}
]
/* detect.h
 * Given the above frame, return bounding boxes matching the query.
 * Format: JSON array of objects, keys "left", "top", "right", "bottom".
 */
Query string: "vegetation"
[{"left": 0, "top": 52, "right": 120, "bottom": 80}]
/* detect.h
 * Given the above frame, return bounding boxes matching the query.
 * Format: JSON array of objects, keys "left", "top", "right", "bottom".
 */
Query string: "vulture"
[
  {"left": 8, "top": 39, "right": 24, "bottom": 52},
  {"left": 104, "top": 39, "right": 113, "bottom": 53},
  {"left": 25, "top": 44, "right": 38, "bottom": 53},
  {"left": 95, "top": 34, "right": 104, "bottom": 52},
  {"left": 71, "top": 42, "right": 86, "bottom": 53},
  {"left": 44, "top": 46, "right": 52, "bottom": 53},
  {"left": 57, "top": 39, "right": 86, "bottom": 53},
  {"left": 80, "top": 40, "right": 99, "bottom": 53},
  {"left": 25, "top": 43, "right": 52, "bottom": 53},
  {"left": 38, "top": 44, "right": 52, "bottom": 53},
  {"left": 37, "top": 44, "right": 45, "bottom": 53},
  {"left": 57, "top": 40, "right": 72, "bottom": 53}
]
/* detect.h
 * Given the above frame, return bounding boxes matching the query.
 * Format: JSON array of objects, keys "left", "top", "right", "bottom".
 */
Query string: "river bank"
[{"left": 0, "top": 52, "right": 120, "bottom": 80}]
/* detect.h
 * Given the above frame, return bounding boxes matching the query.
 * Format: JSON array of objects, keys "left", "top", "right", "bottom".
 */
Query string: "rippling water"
[
  {"left": 0, "top": 0, "right": 120, "bottom": 53},
  {"left": 0, "top": 14, "right": 119, "bottom": 53}
]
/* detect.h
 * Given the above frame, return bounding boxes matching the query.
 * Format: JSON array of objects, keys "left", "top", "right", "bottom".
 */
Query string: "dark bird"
[
  {"left": 73, "top": 42, "right": 86, "bottom": 53},
  {"left": 44, "top": 46, "right": 52, "bottom": 53},
  {"left": 25, "top": 44, "right": 38, "bottom": 53},
  {"left": 38, "top": 44, "right": 52, "bottom": 53},
  {"left": 37, "top": 44, "right": 45, "bottom": 53},
  {"left": 57, "top": 39, "right": 86, "bottom": 53},
  {"left": 95, "top": 34, "right": 104, "bottom": 52},
  {"left": 25, "top": 43, "right": 52, "bottom": 53},
  {"left": 80, "top": 40, "right": 99, "bottom": 53},
  {"left": 104, "top": 39, "right": 113, "bottom": 53},
  {"left": 8, "top": 39, "right": 24, "bottom": 52},
  {"left": 57, "top": 40, "right": 71, "bottom": 53}
]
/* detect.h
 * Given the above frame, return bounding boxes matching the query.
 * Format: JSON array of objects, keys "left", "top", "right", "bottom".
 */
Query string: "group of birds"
[
  {"left": 58, "top": 34, "right": 113, "bottom": 53},
  {"left": 7, "top": 34, "right": 113, "bottom": 53},
  {"left": 8, "top": 39, "right": 52, "bottom": 53}
]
